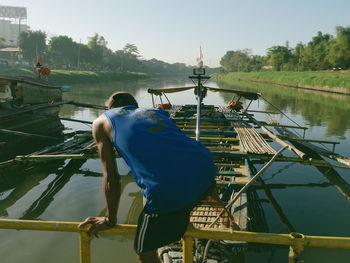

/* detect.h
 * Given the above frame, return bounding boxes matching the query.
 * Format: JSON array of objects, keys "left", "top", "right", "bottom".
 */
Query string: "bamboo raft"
[{"left": 2, "top": 69, "right": 350, "bottom": 262}]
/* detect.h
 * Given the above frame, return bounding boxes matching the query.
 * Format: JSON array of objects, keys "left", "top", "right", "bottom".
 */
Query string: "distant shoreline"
[
  {"left": 0, "top": 67, "right": 150, "bottom": 85},
  {"left": 213, "top": 71, "right": 350, "bottom": 95}
]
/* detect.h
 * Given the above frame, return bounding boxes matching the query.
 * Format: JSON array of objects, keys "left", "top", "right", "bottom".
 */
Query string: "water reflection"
[{"left": 216, "top": 81, "right": 350, "bottom": 138}]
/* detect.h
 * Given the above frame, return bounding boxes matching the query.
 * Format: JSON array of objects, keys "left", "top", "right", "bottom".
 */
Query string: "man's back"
[{"left": 104, "top": 106, "right": 216, "bottom": 214}]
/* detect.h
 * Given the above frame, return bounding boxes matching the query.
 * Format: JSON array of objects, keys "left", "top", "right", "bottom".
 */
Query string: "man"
[{"left": 79, "top": 91, "right": 217, "bottom": 263}]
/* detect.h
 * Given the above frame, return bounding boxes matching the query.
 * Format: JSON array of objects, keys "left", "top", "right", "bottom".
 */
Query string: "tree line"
[
  {"left": 220, "top": 26, "right": 350, "bottom": 72},
  {"left": 17, "top": 31, "right": 192, "bottom": 74}
]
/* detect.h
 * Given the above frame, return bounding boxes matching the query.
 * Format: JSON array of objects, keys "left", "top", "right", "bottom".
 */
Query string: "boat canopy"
[
  {"left": 148, "top": 86, "right": 196, "bottom": 95},
  {"left": 148, "top": 86, "right": 260, "bottom": 100}
]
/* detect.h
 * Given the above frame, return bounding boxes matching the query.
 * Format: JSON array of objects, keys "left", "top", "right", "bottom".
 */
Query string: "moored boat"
[{"left": 0, "top": 75, "right": 68, "bottom": 161}]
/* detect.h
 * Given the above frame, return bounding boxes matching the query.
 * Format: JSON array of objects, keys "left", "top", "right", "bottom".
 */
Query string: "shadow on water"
[
  {"left": 0, "top": 158, "right": 138, "bottom": 220},
  {"left": 0, "top": 161, "right": 65, "bottom": 216},
  {"left": 20, "top": 159, "right": 87, "bottom": 219}
]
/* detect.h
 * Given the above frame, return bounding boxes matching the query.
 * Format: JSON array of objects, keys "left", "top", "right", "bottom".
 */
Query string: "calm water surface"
[{"left": 1, "top": 77, "right": 350, "bottom": 263}]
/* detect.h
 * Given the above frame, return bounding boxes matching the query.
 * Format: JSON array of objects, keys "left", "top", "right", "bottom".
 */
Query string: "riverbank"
[
  {"left": 213, "top": 71, "right": 350, "bottom": 95},
  {"left": 0, "top": 67, "right": 149, "bottom": 85}
]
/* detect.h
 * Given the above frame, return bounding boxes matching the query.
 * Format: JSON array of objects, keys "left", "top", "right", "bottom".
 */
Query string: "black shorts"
[{"left": 134, "top": 206, "right": 192, "bottom": 253}]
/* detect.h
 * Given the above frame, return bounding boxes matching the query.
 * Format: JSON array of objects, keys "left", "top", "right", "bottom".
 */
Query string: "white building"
[
  {"left": 0, "top": 6, "right": 28, "bottom": 47},
  {"left": 0, "top": 19, "right": 29, "bottom": 47}
]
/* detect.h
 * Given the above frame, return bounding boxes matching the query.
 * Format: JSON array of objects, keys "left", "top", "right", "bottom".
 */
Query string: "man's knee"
[{"left": 136, "top": 249, "right": 161, "bottom": 263}]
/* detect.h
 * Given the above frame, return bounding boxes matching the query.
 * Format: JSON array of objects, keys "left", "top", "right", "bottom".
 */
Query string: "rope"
[{"left": 260, "top": 95, "right": 302, "bottom": 129}]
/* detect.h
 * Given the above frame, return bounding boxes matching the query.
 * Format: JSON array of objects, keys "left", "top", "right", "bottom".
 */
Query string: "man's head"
[{"left": 107, "top": 91, "right": 138, "bottom": 109}]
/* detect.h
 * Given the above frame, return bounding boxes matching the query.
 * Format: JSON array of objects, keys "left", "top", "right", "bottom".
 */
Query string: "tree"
[
  {"left": 123, "top": 43, "right": 139, "bottom": 56},
  {"left": 302, "top": 31, "right": 332, "bottom": 70},
  {"left": 327, "top": 26, "right": 350, "bottom": 69},
  {"left": 87, "top": 33, "right": 109, "bottom": 69},
  {"left": 220, "top": 49, "right": 256, "bottom": 72},
  {"left": 0, "top": 37, "right": 6, "bottom": 48},
  {"left": 120, "top": 43, "right": 141, "bottom": 71},
  {"left": 47, "top": 36, "right": 78, "bottom": 68},
  {"left": 293, "top": 42, "right": 305, "bottom": 71},
  {"left": 18, "top": 30, "right": 47, "bottom": 63},
  {"left": 266, "top": 45, "right": 293, "bottom": 71}
]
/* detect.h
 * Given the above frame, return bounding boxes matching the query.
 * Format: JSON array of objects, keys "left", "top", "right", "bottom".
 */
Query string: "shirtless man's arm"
[{"left": 78, "top": 115, "right": 121, "bottom": 236}]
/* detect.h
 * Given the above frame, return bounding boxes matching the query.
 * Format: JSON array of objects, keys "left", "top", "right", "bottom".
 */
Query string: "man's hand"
[{"left": 78, "top": 216, "right": 115, "bottom": 237}]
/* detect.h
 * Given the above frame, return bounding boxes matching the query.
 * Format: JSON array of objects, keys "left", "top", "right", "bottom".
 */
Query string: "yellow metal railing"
[{"left": 1, "top": 219, "right": 350, "bottom": 263}]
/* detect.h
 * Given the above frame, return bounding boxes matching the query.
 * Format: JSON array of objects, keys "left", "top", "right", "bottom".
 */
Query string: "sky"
[{"left": 0, "top": 0, "right": 349, "bottom": 67}]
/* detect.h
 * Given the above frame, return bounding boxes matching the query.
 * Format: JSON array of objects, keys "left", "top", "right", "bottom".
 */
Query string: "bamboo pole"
[
  {"left": 59, "top": 117, "right": 93, "bottom": 125},
  {"left": 261, "top": 126, "right": 307, "bottom": 160},
  {"left": 278, "top": 135, "right": 339, "bottom": 145},
  {"left": 0, "top": 128, "right": 60, "bottom": 140},
  {"left": 67, "top": 101, "right": 107, "bottom": 110},
  {"left": 195, "top": 137, "right": 239, "bottom": 142},
  {"left": 247, "top": 110, "right": 279, "bottom": 114},
  {"left": 14, "top": 152, "right": 350, "bottom": 170},
  {"left": 0, "top": 100, "right": 72, "bottom": 119},
  {"left": 249, "top": 155, "right": 350, "bottom": 170},
  {"left": 261, "top": 123, "right": 308, "bottom": 130},
  {"left": 241, "top": 111, "right": 307, "bottom": 159},
  {"left": 208, "top": 146, "right": 288, "bottom": 227}
]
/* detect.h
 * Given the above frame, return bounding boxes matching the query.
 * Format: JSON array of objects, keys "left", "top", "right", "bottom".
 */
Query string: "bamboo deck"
[{"left": 172, "top": 105, "right": 252, "bottom": 233}]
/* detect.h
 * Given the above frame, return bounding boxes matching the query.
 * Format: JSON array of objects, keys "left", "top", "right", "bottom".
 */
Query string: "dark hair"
[{"left": 107, "top": 91, "right": 138, "bottom": 109}]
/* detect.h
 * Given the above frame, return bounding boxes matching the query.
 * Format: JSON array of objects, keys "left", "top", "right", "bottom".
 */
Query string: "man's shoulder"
[
  {"left": 93, "top": 114, "right": 111, "bottom": 135},
  {"left": 93, "top": 114, "right": 107, "bottom": 128}
]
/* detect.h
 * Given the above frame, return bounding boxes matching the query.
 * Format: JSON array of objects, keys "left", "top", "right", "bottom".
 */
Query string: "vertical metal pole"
[
  {"left": 244, "top": 99, "right": 253, "bottom": 112},
  {"left": 182, "top": 236, "right": 193, "bottom": 263},
  {"left": 80, "top": 232, "right": 91, "bottom": 263},
  {"left": 195, "top": 76, "right": 202, "bottom": 141},
  {"left": 332, "top": 143, "right": 336, "bottom": 153},
  {"left": 151, "top": 94, "right": 155, "bottom": 108}
]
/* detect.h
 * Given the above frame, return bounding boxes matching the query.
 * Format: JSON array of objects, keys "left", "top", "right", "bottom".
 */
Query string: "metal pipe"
[
  {"left": 1, "top": 219, "right": 350, "bottom": 251},
  {"left": 195, "top": 83, "right": 202, "bottom": 141},
  {"left": 80, "top": 232, "right": 91, "bottom": 263},
  {"left": 182, "top": 236, "right": 193, "bottom": 263}
]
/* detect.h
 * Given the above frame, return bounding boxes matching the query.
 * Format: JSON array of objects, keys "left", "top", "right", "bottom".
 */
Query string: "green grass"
[
  {"left": 213, "top": 71, "right": 350, "bottom": 94},
  {"left": 0, "top": 67, "right": 149, "bottom": 85}
]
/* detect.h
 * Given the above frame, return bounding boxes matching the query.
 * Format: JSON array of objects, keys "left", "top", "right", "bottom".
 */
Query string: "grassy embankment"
[
  {"left": 213, "top": 71, "right": 350, "bottom": 95},
  {"left": 0, "top": 67, "right": 149, "bottom": 85}
]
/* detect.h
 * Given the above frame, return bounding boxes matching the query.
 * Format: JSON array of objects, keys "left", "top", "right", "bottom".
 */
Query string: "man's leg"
[
  {"left": 136, "top": 250, "right": 161, "bottom": 263},
  {"left": 134, "top": 207, "right": 191, "bottom": 263}
]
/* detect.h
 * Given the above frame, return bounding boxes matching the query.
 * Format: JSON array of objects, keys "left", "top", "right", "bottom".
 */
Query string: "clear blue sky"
[{"left": 1, "top": 0, "right": 349, "bottom": 67}]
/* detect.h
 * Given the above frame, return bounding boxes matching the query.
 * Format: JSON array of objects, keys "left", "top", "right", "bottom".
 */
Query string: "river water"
[{"left": 1, "top": 77, "right": 350, "bottom": 263}]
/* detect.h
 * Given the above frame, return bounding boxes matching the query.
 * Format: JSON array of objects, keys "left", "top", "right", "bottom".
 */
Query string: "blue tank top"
[{"left": 104, "top": 106, "right": 216, "bottom": 214}]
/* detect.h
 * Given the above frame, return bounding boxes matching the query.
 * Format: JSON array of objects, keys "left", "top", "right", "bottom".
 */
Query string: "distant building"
[
  {"left": 0, "top": 5, "right": 28, "bottom": 47},
  {"left": 0, "top": 19, "right": 29, "bottom": 46}
]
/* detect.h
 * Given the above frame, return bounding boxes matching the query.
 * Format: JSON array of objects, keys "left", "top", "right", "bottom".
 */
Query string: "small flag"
[{"left": 197, "top": 46, "right": 204, "bottom": 68}]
